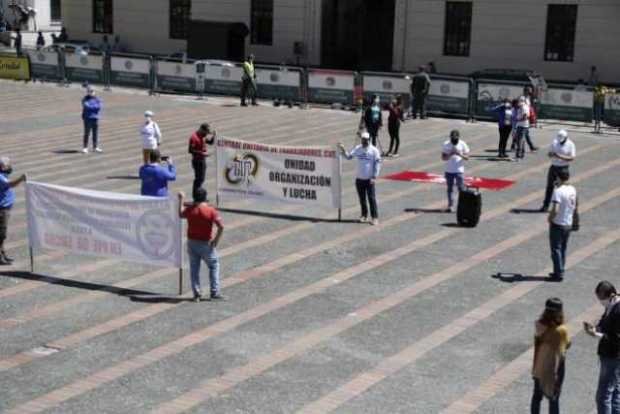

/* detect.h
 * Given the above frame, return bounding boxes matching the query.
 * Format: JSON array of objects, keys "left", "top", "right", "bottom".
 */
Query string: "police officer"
[
  {"left": 241, "top": 54, "right": 257, "bottom": 106},
  {"left": 410, "top": 65, "right": 431, "bottom": 119}
]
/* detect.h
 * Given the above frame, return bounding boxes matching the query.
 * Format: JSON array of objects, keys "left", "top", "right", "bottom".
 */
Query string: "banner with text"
[
  {"left": 26, "top": 182, "right": 182, "bottom": 267},
  {"left": 216, "top": 138, "right": 341, "bottom": 209},
  {"left": 0, "top": 54, "right": 30, "bottom": 80}
]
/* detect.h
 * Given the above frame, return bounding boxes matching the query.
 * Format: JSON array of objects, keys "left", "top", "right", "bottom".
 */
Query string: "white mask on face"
[{"left": 600, "top": 298, "right": 611, "bottom": 308}]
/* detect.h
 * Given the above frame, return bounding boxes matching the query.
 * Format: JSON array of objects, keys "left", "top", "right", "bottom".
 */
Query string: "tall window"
[
  {"left": 93, "top": 0, "right": 113, "bottom": 33},
  {"left": 544, "top": 5, "right": 578, "bottom": 62},
  {"left": 443, "top": 1, "right": 472, "bottom": 57},
  {"left": 251, "top": 0, "right": 273, "bottom": 45},
  {"left": 50, "top": 0, "right": 62, "bottom": 22},
  {"left": 170, "top": 0, "right": 191, "bottom": 39}
]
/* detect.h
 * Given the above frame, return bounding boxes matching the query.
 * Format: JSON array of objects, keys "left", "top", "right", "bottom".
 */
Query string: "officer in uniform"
[
  {"left": 410, "top": 65, "right": 431, "bottom": 119},
  {"left": 241, "top": 54, "right": 257, "bottom": 106}
]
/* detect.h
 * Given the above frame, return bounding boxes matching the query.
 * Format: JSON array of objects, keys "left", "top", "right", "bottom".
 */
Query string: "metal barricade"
[
  {"left": 25, "top": 48, "right": 63, "bottom": 81},
  {"left": 63, "top": 51, "right": 105, "bottom": 84},
  {"left": 255, "top": 64, "right": 304, "bottom": 102},
  {"left": 203, "top": 61, "right": 243, "bottom": 96},
  {"left": 539, "top": 84, "right": 593, "bottom": 123},
  {"left": 306, "top": 68, "right": 356, "bottom": 106},
  {"left": 473, "top": 79, "right": 530, "bottom": 121},
  {"left": 108, "top": 53, "right": 154, "bottom": 90},
  {"left": 361, "top": 71, "right": 411, "bottom": 108},
  {"left": 604, "top": 93, "right": 620, "bottom": 127},
  {"left": 154, "top": 58, "right": 197, "bottom": 93},
  {"left": 426, "top": 75, "right": 473, "bottom": 119}
]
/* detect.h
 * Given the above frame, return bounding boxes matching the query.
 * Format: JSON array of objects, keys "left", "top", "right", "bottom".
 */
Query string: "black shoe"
[
  {"left": 531, "top": 147, "right": 539, "bottom": 152},
  {"left": 211, "top": 293, "right": 226, "bottom": 301},
  {"left": 240, "top": 102, "right": 248, "bottom": 107},
  {"left": 251, "top": 102, "right": 258, "bottom": 106},
  {"left": 539, "top": 206, "right": 549, "bottom": 213},
  {"left": 548, "top": 272, "right": 563, "bottom": 281},
  {"left": 0, "top": 256, "right": 11, "bottom": 265}
]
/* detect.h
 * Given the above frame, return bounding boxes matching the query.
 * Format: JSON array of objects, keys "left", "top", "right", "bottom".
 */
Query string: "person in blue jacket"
[
  {"left": 81, "top": 87, "right": 103, "bottom": 153},
  {"left": 139, "top": 150, "right": 177, "bottom": 197},
  {"left": 489, "top": 98, "right": 513, "bottom": 159}
]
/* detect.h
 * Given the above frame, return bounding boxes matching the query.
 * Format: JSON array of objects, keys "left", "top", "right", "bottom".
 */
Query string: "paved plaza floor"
[{"left": 0, "top": 79, "right": 618, "bottom": 413}]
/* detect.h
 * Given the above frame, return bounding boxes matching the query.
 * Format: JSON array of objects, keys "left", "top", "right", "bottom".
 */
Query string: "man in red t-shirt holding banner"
[
  {"left": 178, "top": 189, "right": 224, "bottom": 302},
  {"left": 187, "top": 123, "right": 216, "bottom": 199}
]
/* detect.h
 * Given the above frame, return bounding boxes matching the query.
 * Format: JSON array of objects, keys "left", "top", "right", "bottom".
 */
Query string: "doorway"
[{"left": 321, "top": 0, "right": 395, "bottom": 71}]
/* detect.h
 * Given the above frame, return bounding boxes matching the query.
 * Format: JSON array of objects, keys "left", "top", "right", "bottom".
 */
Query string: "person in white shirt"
[
  {"left": 140, "top": 110, "right": 162, "bottom": 165},
  {"left": 339, "top": 132, "right": 382, "bottom": 225},
  {"left": 441, "top": 130, "right": 470, "bottom": 212},
  {"left": 548, "top": 169, "right": 576, "bottom": 281},
  {"left": 540, "top": 129, "right": 576, "bottom": 212},
  {"left": 515, "top": 96, "right": 530, "bottom": 160}
]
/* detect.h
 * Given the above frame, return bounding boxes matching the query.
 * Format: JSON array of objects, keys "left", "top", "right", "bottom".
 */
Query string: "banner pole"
[
  {"left": 178, "top": 267, "right": 183, "bottom": 296},
  {"left": 177, "top": 196, "right": 184, "bottom": 296},
  {"left": 338, "top": 148, "right": 343, "bottom": 222},
  {"left": 215, "top": 137, "right": 220, "bottom": 208},
  {"left": 29, "top": 246, "right": 34, "bottom": 273}
]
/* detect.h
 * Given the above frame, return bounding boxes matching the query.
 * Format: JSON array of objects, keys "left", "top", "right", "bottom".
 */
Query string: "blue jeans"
[
  {"left": 187, "top": 239, "right": 220, "bottom": 297},
  {"left": 445, "top": 172, "right": 464, "bottom": 208},
  {"left": 549, "top": 223, "right": 571, "bottom": 278},
  {"left": 516, "top": 126, "right": 528, "bottom": 159},
  {"left": 597, "top": 356, "right": 620, "bottom": 414},
  {"left": 83, "top": 119, "right": 99, "bottom": 149}
]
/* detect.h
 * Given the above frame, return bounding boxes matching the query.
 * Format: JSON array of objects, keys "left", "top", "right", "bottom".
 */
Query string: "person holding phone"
[
  {"left": 0, "top": 157, "right": 26, "bottom": 265},
  {"left": 188, "top": 123, "right": 216, "bottom": 198},
  {"left": 584, "top": 281, "right": 620, "bottom": 414},
  {"left": 138, "top": 150, "right": 176, "bottom": 197}
]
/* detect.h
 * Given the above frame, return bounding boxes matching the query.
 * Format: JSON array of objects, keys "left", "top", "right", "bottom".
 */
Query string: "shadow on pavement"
[
  {"left": 405, "top": 208, "right": 448, "bottom": 213},
  {"left": 511, "top": 208, "right": 545, "bottom": 214},
  {"left": 0, "top": 271, "right": 157, "bottom": 296},
  {"left": 492, "top": 272, "right": 560, "bottom": 283},
  {"left": 106, "top": 175, "right": 140, "bottom": 180},
  {"left": 52, "top": 149, "right": 81, "bottom": 154},
  {"left": 130, "top": 295, "right": 192, "bottom": 304}
]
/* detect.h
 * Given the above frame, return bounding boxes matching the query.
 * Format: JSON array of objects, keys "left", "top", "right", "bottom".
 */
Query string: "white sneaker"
[
  {"left": 81, "top": 148, "right": 88, "bottom": 154},
  {"left": 370, "top": 218, "right": 379, "bottom": 226},
  {"left": 94, "top": 147, "right": 103, "bottom": 153},
  {"left": 359, "top": 216, "right": 368, "bottom": 223}
]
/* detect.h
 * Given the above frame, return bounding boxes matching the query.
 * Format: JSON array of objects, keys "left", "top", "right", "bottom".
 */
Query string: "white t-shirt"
[
  {"left": 140, "top": 121, "right": 162, "bottom": 150},
  {"left": 551, "top": 184, "right": 577, "bottom": 226},
  {"left": 516, "top": 104, "right": 530, "bottom": 128},
  {"left": 442, "top": 140, "right": 470, "bottom": 174},
  {"left": 550, "top": 138, "right": 576, "bottom": 167},
  {"left": 345, "top": 144, "right": 382, "bottom": 180}
]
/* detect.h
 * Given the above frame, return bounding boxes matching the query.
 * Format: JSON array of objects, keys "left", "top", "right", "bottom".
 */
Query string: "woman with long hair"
[{"left": 531, "top": 297, "right": 571, "bottom": 414}]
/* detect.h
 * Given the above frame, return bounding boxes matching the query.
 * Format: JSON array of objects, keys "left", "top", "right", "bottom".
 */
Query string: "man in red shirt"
[
  {"left": 187, "top": 123, "right": 216, "bottom": 198},
  {"left": 178, "top": 188, "right": 224, "bottom": 302}
]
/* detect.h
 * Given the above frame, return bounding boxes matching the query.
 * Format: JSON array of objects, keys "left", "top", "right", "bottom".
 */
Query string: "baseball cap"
[
  {"left": 557, "top": 129, "right": 568, "bottom": 140},
  {"left": 360, "top": 132, "right": 370, "bottom": 140},
  {"left": 144, "top": 110, "right": 154, "bottom": 118},
  {"left": 545, "top": 297, "right": 563, "bottom": 312}
]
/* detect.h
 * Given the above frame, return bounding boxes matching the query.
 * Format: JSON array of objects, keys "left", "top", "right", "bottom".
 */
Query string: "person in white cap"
[
  {"left": 0, "top": 157, "right": 26, "bottom": 265},
  {"left": 140, "top": 110, "right": 162, "bottom": 164},
  {"left": 540, "top": 129, "right": 576, "bottom": 212},
  {"left": 338, "top": 131, "right": 382, "bottom": 225}
]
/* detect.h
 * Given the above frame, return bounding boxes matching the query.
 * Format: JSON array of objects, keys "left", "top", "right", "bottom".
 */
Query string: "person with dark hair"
[
  {"left": 178, "top": 189, "right": 225, "bottom": 302},
  {"left": 13, "top": 28, "right": 22, "bottom": 56},
  {"left": 0, "top": 157, "right": 26, "bottom": 265},
  {"left": 81, "top": 87, "right": 103, "bottom": 153},
  {"left": 490, "top": 98, "right": 513, "bottom": 158},
  {"left": 531, "top": 297, "right": 570, "bottom": 414},
  {"left": 241, "top": 54, "right": 257, "bottom": 106},
  {"left": 427, "top": 61, "right": 437, "bottom": 74},
  {"left": 441, "top": 130, "right": 469, "bottom": 212},
  {"left": 363, "top": 95, "right": 383, "bottom": 148},
  {"left": 339, "top": 132, "right": 382, "bottom": 225},
  {"left": 138, "top": 150, "right": 176, "bottom": 197},
  {"left": 386, "top": 95, "right": 404, "bottom": 158},
  {"left": 547, "top": 169, "right": 576, "bottom": 281},
  {"left": 410, "top": 65, "right": 431, "bottom": 119},
  {"left": 188, "top": 123, "right": 216, "bottom": 198},
  {"left": 540, "top": 130, "right": 575, "bottom": 212},
  {"left": 35, "top": 31, "right": 45, "bottom": 50},
  {"left": 585, "top": 281, "right": 620, "bottom": 414}
]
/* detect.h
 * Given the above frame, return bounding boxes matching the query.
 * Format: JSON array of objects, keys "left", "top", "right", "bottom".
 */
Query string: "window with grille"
[
  {"left": 170, "top": 0, "right": 191, "bottom": 39},
  {"left": 544, "top": 5, "right": 578, "bottom": 62},
  {"left": 93, "top": 0, "right": 113, "bottom": 34},
  {"left": 251, "top": 0, "right": 273, "bottom": 45},
  {"left": 443, "top": 1, "right": 472, "bottom": 57},
  {"left": 51, "top": 0, "right": 62, "bottom": 22}
]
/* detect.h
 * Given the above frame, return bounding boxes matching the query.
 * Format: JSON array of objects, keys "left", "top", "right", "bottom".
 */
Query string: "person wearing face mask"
[
  {"left": 490, "top": 99, "right": 513, "bottom": 158},
  {"left": 338, "top": 132, "right": 382, "bottom": 225},
  {"left": 547, "top": 169, "right": 576, "bottom": 281},
  {"left": 540, "top": 130, "right": 576, "bottom": 212},
  {"left": 81, "top": 87, "right": 103, "bottom": 154},
  {"left": 514, "top": 96, "right": 530, "bottom": 161},
  {"left": 0, "top": 157, "right": 27, "bottom": 265},
  {"left": 441, "top": 130, "right": 470, "bottom": 212},
  {"left": 363, "top": 95, "right": 383, "bottom": 148},
  {"left": 140, "top": 110, "right": 162, "bottom": 165},
  {"left": 531, "top": 297, "right": 570, "bottom": 414},
  {"left": 584, "top": 281, "right": 620, "bottom": 414}
]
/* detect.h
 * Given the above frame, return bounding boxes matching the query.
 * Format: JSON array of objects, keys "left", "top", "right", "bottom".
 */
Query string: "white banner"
[
  {"left": 216, "top": 138, "right": 341, "bottom": 209},
  {"left": 540, "top": 88, "right": 593, "bottom": 108},
  {"left": 363, "top": 75, "right": 410, "bottom": 95},
  {"left": 111, "top": 56, "right": 151, "bottom": 74},
  {"left": 64, "top": 53, "right": 103, "bottom": 69},
  {"left": 26, "top": 182, "right": 182, "bottom": 267},
  {"left": 429, "top": 79, "right": 470, "bottom": 99},
  {"left": 308, "top": 70, "right": 355, "bottom": 90},
  {"left": 477, "top": 83, "right": 524, "bottom": 101}
]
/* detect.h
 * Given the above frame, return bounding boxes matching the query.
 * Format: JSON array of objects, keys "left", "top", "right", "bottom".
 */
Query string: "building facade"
[
  {"left": 1, "top": 0, "right": 62, "bottom": 31},
  {"left": 60, "top": 0, "right": 619, "bottom": 82}
]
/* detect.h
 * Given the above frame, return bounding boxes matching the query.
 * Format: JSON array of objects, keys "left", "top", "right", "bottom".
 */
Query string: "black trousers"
[
  {"left": 241, "top": 78, "right": 256, "bottom": 105},
  {"left": 192, "top": 158, "right": 206, "bottom": 198},
  {"left": 355, "top": 178, "right": 378, "bottom": 219},
  {"left": 388, "top": 123, "right": 400, "bottom": 154},
  {"left": 367, "top": 126, "right": 380, "bottom": 148},
  {"left": 0, "top": 208, "right": 10, "bottom": 244},
  {"left": 543, "top": 165, "right": 569, "bottom": 208},
  {"left": 498, "top": 125, "right": 512, "bottom": 156},
  {"left": 412, "top": 93, "right": 427, "bottom": 118}
]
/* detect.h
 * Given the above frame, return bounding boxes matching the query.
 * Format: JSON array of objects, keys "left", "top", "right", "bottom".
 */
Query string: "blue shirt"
[
  {"left": 82, "top": 96, "right": 102, "bottom": 120},
  {"left": 0, "top": 173, "right": 15, "bottom": 208},
  {"left": 139, "top": 163, "right": 176, "bottom": 197}
]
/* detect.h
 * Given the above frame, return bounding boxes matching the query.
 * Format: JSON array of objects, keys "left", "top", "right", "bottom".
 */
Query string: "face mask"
[
  {"left": 2, "top": 167, "right": 12, "bottom": 175},
  {"left": 374, "top": 99, "right": 379, "bottom": 105},
  {"left": 505, "top": 103, "right": 511, "bottom": 109},
  {"left": 450, "top": 138, "right": 459, "bottom": 145},
  {"left": 600, "top": 298, "right": 611, "bottom": 308}
]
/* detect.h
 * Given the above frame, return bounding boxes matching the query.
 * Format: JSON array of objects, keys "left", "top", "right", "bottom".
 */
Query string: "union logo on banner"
[
  {"left": 36, "top": 52, "right": 45, "bottom": 62},
  {"left": 440, "top": 83, "right": 450, "bottom": 95},
  {"left": 382, "top": 80, "right": 393, "bottom": 90},
  {"left": 270, "top": 72, "right": 279, "bottom": 82},
  {"left": 221, "top": 68, "right": 231, "bottom": 78},
  {"left": 325, "top": 77, "right": 335, "bottom": 87},
  {"left": 174, "top": 64, "right": 182, "bottom": 75},
  {"left": 124, "top": 60, "right": 133, "bottom": 70},
  {"left": 80, "top": 56, "right": 89, "bottom": 66},
  {"left": 135, "top": 210, "right": 176, "bottom": 260},
  {"left": 225, "top": 153, "right": 260, "bottom": 187}
]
